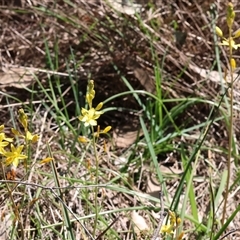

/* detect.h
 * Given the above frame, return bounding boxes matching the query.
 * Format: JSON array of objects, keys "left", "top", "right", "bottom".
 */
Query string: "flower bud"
[
  {"left": 230, "top": 58, "right": 236, "bottom": 70},
  {"left": 102, "top": 126, "right": 111, "bottom": 133},
  {"left": 95, "top": 102, "right": 103, "bottom": 111},
  {"left": 233, "top": 28, "right": 240, "bottom": 38},
  {"left": 216, "top": 26, "right": 223, "bottom": 37}
]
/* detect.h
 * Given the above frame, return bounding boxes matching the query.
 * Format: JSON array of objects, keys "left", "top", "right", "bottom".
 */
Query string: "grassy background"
[{"left": 1, "top": 0, "right": 240, "bottom": 239}]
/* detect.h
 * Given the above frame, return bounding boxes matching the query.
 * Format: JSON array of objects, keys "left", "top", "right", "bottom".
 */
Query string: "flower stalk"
[
  {"left": 216, "top": 2, "right": 239, "bottom": 224},
  {"left": 78, "top": 80, "right": 111, "bottom": 237}
]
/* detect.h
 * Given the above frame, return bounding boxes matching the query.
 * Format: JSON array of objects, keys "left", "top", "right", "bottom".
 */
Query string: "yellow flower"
[
  {"left": 11, "top": 128, "right": 39, "bottom": 143},
  {"left": 94, "top": 126, "right": 112, "bottom": 137},
  {"left": 161, "top": 210, "right": 182, "bottom": 236},
  {"left": 169, "top": 210, "right": 177, "bottom": 226},
  {"left": 0, "top": 133, "right": 10, "bottom": 155},
  {"left": 26, "top": 131, "right": 39, "bottom": 143},
  {"left": 216, "top": 24, "right": 240, "bottom": 50},
  {"left": 160, "top": 224, "right": 173, "bottom": 234},
  {"left": 4, "top": 144, "right": 27, "bottom": 167},
  {"left": 79, "top": 107, "right": 103, "bottom": 127},
  {"left": 220, "top": 37, "right": 240, "bottom": 50}
]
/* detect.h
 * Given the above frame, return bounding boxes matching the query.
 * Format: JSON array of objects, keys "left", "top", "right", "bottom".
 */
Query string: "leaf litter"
[{"left": 0, "top": 0, "right": 240, "bottom": 239}]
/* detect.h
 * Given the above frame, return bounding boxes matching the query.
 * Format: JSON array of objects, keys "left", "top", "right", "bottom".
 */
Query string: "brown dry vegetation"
[{"left": 1, "top": 0, "right": 240, "bottom": 239}]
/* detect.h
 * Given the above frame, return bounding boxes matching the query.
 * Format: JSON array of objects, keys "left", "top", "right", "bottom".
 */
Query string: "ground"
[{"left": 0, "top": 0, "right": 240, "bottom": 239}]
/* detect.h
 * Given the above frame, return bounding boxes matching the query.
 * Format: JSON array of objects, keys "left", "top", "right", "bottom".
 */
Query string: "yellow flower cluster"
[
  {"left": 216, "top": 3, "right": 239, "bottom": 70},
  {"left": 161, "top": 210, "right": 184, "bottom": 239},
  {"left": 78, "top": 80, "right": 111, "bottom": 137},
  {"left": 79, "top": 104, "right": 103, "bottom": 127},
  {"left": 12, "top": 109, "right": 39, "bottom": 143},
  {"left": 0, "top": 109, "right": 52, "bottom": 173},
  {"left": 79, "top": 80, "right": 104, "bottom": 127},
  {"left": 0, "top": 109, "right": 33, "bottom": 167}
]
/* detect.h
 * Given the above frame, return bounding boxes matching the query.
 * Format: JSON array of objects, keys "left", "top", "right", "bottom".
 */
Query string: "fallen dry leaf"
[
  {"left": 113, "top": 129, "right": 142, "bottom": 148},
  {"left": 107, "top": 0, "right": 143, "bottom": 15},
  {"left": 0, "top": 66, "right": 33, "bottom": 88},
  {"left": 0, "top": 212, "right": 11, "bottom": 240},
  {"left": 131, "top": 211, "right": 149, "bottom": 234}
]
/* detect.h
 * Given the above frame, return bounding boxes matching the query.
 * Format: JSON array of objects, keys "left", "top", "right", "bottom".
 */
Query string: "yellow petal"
[
  {"left": 160, "top": 224, "right": 173, "bottom": 234},
  {"left": 233, "top": 44, "right": 240, "bottom": 50},
  {"left": 40, "top": 157, "right": 53, "bottom": 164},
  {"left": 26, "top": 131, "right": 33, "bottom": 141},
  {"left": 88, "top": 119, "right": 97, "bottom": 126},
  {"left": 88, "top": 108, "right": 95, "bottom": 118},
  {"left": 78, "top": 136, "right": 89, "bottom": 143},
  {"left": 25, "top": 131, "right": 39, "bottom": 142},
  {"left": 84, "top": 121, "right": 90, "bottom": 127},
  {"left": 12, "top": 158, "right": 20, "bottom": 168},
  {"left": 4, "top": 137, "right": 13, "bottom": 143},
  {"left": 221, "top": 39, "right": 230, "bottom": 46},
  {"left": 78, "top": 115, "right": 84, "bottom": 121},
  {"left": 81, "top": 108, "right": 88, "bottom": 115},
  {"left": 32, "top": 135, "right": 39, "bottom": 143},
  {"left": 94, "top": 110, "right": 103, "bottom": 119},
  {"left": 2, "top": 133, "right": 13, "bottom": 142},
  {"left": 5, "top": 157, "right": 14, "bottom": 166}
]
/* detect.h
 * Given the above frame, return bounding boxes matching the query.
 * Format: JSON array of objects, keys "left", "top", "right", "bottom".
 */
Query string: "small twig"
[
  {"left": 151, "top": 191, "right": 165, "bottom": 240},
  {"left": 95, "top": 216, "right": 120, "bottom": 240},
  {"left": 222, "top": 2, "right": 236, "bottom": 225},
  {"left": 219, "top": 229, "right": 240, "bottom": 240},
  {"left": 50, "top": 187, "right": 95, "bottom": 240},
  {"left": 0, "top": 179, "right": 108, "bottom": 190}
]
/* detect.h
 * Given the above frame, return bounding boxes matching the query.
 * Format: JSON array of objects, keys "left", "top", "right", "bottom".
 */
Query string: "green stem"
[
  {"left": 222, "top": 28, "right": 234, "bottom": 224},
  {"left": 0, "top": 162, "right": 24, "bottom": 240},
  {"left": 92, "top": 126, "right": 99, "bottom": 237}
]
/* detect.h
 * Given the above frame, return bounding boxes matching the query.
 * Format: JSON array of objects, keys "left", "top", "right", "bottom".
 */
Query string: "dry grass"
[{"left": 1, "top": 0, "right": 240, "bottom": 239}]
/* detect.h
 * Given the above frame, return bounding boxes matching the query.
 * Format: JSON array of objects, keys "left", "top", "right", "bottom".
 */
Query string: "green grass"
[{"left": 1, "top": 1, "right": 240, "bottom": 240}]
